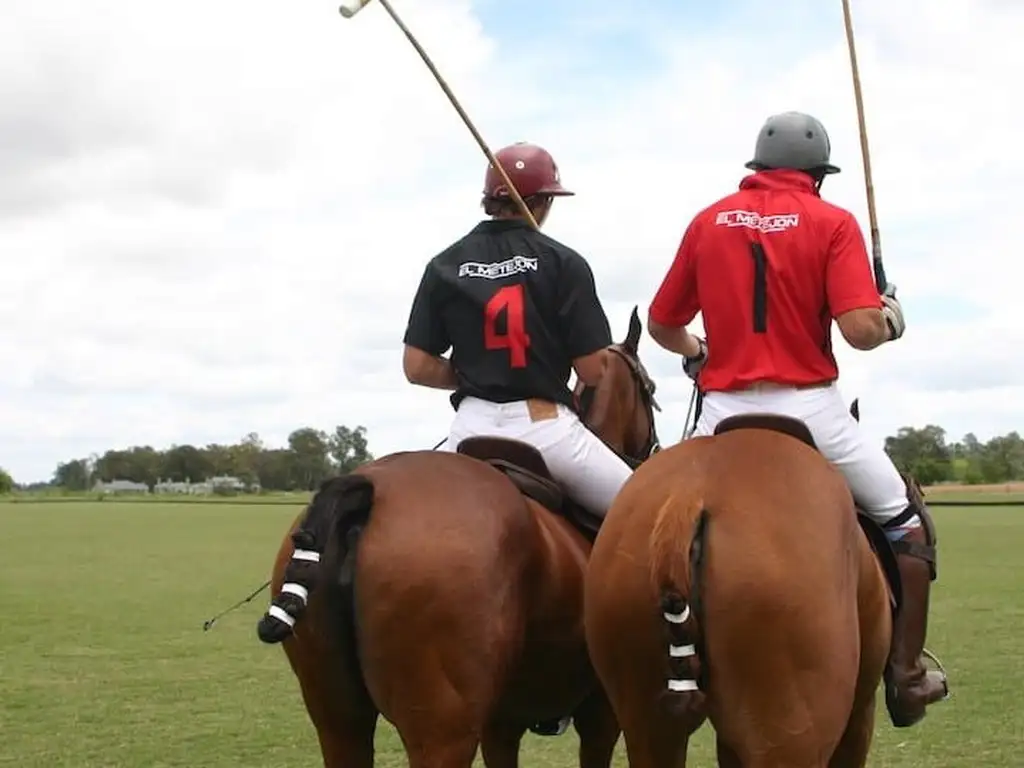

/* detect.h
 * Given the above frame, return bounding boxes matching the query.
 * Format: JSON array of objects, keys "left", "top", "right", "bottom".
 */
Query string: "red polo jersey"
[{"left": 648, "top": 169, "right": 881, "bottom": 392}]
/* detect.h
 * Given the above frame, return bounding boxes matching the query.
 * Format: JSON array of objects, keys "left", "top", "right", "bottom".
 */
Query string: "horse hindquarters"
[
  {"left": 696, "top": 505, "right": 864, "bottom": 766},
  {"left": 348, "top": 459, "right": 536, "bottom": 768}
]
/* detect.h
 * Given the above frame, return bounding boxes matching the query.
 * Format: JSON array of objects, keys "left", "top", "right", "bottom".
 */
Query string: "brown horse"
[
  {"left": 583, "top": 405, "right": 932, "bottom": 767},
  {"left": 257, "top": 307, "right": 660, "bottom": 768}
]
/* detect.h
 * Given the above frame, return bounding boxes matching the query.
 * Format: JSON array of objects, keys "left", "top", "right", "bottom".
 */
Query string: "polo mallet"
[
  {"left": 842, "top": 5, "right": 950, "bottom": 695},
  {"left": 338, "top": 0, "right": 539, "bottom": 229},
  {"left": 841, "top": 0, "right": 888, "bottom": 295}
]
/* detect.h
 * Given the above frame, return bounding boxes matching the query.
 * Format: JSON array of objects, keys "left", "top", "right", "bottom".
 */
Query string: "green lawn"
[{"left": 0, "top": 501, "right": 1020, "bottom": 767}]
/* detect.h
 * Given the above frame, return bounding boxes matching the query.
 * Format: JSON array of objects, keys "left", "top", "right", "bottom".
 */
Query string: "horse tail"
[
  {"left": 648, "top": 499, "right": 711, "bottom": 718},
  {"left": 257, "top": 473, "right": 375, "bottom": 645}
]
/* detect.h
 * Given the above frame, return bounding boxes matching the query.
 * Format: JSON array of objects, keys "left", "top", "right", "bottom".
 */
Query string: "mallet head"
[{"left": 339, "top": 0, "right": 373, "bottom": 18}]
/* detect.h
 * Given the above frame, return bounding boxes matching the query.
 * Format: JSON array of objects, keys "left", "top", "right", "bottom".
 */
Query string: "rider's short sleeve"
[
  {"left": 557, "top": 250, "right": 613, "bottom": 359},
  {"left": 403, "top": 262, "right": 451, "bottom": 356},
  {"left": 649, "top": 216, "right": 701, "bottom": 328},
  {"left": 826, "top": 213, "right": 883, "bottom": 317}
]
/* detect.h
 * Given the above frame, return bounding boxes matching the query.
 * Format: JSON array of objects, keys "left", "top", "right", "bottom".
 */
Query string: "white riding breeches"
[
  {"left": 692, "top": 382, "right": 917, "bottom": 536},
  {"left": 440, "top": 396, "right": 634, "bottom": 517}
]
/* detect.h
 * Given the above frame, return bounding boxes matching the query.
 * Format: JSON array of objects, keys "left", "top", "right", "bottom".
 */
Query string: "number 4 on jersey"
[{"left": 484, "top": 284, "right": 531, "bottom": 368}]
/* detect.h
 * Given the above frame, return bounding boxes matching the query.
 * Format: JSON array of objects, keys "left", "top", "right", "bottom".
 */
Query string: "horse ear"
[
  {"left": 624, "top": 305, "right": 642, "bottom": 352},
  {"left": 850, "top": 398, "right": 860, "bottom": 422}
]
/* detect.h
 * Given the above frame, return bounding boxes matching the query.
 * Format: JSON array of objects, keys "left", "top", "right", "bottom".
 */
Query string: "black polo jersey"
[{"left": 403, "top": 219, "right": 613, "bottom": 410}]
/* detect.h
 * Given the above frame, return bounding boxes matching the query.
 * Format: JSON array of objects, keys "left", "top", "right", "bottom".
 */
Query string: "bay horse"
[
  {"left": 256, "top": 306, "right": 660, "bottom": 768},
  {"left": 583, "top": 402, "right": 935, "bottom": 767}
]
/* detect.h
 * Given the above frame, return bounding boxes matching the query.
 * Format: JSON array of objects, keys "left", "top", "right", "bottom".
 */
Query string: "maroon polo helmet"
[{"left": 482, "top": 142, "right": 574, "bottom": 200}]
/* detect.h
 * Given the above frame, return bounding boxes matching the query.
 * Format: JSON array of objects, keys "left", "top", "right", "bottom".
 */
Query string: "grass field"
[{"left": 1, "top": 499, "right": 1021, "bottom": 767}]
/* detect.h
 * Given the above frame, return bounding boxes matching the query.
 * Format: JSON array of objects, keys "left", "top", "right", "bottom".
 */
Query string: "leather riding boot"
[{"left": 885, "top": 526, "right": 949, "bottom": 728}]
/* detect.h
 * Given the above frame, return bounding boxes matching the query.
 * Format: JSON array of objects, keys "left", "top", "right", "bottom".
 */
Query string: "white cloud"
[{"left": 1, "top": 0, "right": 1021, "bottom": 481}]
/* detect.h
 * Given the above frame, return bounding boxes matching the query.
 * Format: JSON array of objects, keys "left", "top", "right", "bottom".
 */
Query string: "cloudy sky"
[{"left": 1, "top": 0, "right": 1020, "bottom": 483}]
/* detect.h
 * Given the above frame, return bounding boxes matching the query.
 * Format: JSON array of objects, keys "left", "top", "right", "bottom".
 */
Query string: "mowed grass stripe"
[{"left": 0, "top": 502, "right": 1020, "bottom": 767}]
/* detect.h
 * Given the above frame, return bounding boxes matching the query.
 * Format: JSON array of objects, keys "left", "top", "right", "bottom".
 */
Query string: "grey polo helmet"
[{"left": 744, "top": 111, "right": 841, "bottom": 175}]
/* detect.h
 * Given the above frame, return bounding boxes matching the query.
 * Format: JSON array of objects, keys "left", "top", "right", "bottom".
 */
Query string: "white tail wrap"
[
  {"left": 339, "top": 0, "right": 373, "bottom": 18},
  {"left": 663, "top": 605, "right": 690, "bottom": 624},
  {"left": 669, "top": 643, "right": 696, "bottom": 658},
  {"left": 268, "top": 605, "right": 296, "bottom": 628},
  {"left": 667, "top": 678, "right": 699, "bottom": 692},
  {"left": 281, "top": 583, "right": 309, "bottom": 603},
  {"left": 292, "top": 549, "right": 320, "bottom": 563}
]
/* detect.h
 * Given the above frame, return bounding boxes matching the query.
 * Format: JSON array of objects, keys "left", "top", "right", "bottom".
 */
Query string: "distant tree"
[
  {"left": 888, "top": 426, "right": 1024, "bottom": 485},
  {"left": 53, "top": 459, "right": 91, "bottom": 491},
  {"left": 161, "top": 444, "right": 213, "bottom": 483},
  {"left": 288, "top": 428, "right": 332, "bottom": 491},
  {"left": 977, "top": 432, "right": 1024, "bottom": 484},
  {"left": 50, "top": 424, "right": 376, "bottom": 493},
  {"left": 203, "top": 443, "right": 236, "bottom": 476},
  {"left": 229, "top": 432, "right": 263, "bottom": 487},
  {"left": 884, "top": 425, "right": 953, "bottom": 486},
  {"left": 92, "top": 449, "right": 133, "bottom": 483},
  {"left": 0, "top": 467, "right": 13, "bottom": 494},
  {"left": 256, "top": 449, "right": 296, "bottom": 491},
  {"left": 92, "top": 446, "right": 163, "bottom": 489},
  {"left": 330, "top": 425, "right": 373, "bottom": 473}
]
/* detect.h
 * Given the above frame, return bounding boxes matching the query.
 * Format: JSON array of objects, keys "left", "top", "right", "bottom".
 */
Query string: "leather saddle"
[
  {"left": 713, "top": 413, "right": 904, "bottom": 618},
  {"left": 455, "top": 436, "right": 602, "bottom": 543}
]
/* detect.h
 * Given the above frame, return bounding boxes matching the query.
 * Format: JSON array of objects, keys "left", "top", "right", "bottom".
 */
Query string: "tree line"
[
  {"left": 45, "top": 425, "right": 374, "bottom": 493},
  {"left": 1, "top": 422, "right": 1022, "bottom": 495},
  {"left": 885, "top": 426, "right": 1024, "bottom": 486}
]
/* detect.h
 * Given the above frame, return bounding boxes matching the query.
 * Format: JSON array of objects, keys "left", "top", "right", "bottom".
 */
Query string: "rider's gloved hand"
[
  {"left": 880, "top": 284, "right": 905, "bottom": 341},
  {"left": 682, "top": 337, "right": 708, "bottom": 381}
]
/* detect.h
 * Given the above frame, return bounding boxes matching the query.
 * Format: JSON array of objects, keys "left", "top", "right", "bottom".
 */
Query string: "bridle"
[{"left": 576, "top": 344, "right": 662, "bottom": 469}]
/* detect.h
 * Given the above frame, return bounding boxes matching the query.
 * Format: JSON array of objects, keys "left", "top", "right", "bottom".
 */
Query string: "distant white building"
[
  {"left": 153, "top": 480, "right": 194, "bottom": 495},
  {"left": 153, "top": 475, "right": 259, "bottom": 495},
  {"left": 93, "top": 479, "right": 149, "bottom": 494}
]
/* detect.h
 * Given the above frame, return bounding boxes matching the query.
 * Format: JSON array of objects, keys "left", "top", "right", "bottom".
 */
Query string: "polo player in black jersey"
[{"left": 402, "top": 141, "right": 634, "bottom": 522}]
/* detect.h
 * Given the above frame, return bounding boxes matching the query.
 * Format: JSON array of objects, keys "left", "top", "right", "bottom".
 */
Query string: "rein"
[{"left": 681, "top": 383, "right": 705, "bottom": 440}]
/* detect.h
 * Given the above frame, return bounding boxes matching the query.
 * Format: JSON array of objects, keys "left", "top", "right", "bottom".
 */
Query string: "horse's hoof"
[{"left": 256, "top": 614, "right": 293, "bottom": 644}]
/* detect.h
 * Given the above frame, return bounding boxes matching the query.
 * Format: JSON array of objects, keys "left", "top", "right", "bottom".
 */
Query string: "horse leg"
[
  {"left": 364, "top": 645, "right": 487, "bottom": 768},
  {"left": 717, "top": 737, "right": 832, "bottom": 768},
  {"left": 480, "top": 722, "right": 525, "bottom": 768},
  {"left": 359, "top": 579, "right": 501, "bottom": 768},
  {"left": 396, "top": 721, "right": 480, "bottom": 768},
  {"left": 619, "top": 713, "right": 692, "bottom": 768},
  {"left": 827, "top": 696, "right": 876, "bottom": 768},
  {"left": 572, "top": 689, "right": 621, "bottom": 768},
  {"left": 282, "top": 635, "right": 378, "bottom": 768},
  {"left": 828, "top": 543, "right": 890, "bottom": 768},
  {"left": 715, "top": 737, "right": 741, "bottom": 768},
  {"left": 313, "top": 711, "right": 377, "bottom": 768},
  {"left": 268, "top": 515, "right": 378, "bottom": 768}
]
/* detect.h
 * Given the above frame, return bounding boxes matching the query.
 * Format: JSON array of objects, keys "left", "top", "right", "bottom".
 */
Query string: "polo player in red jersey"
[{"left": 646, "top": 111, "right": 949, "bottom": 728}]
